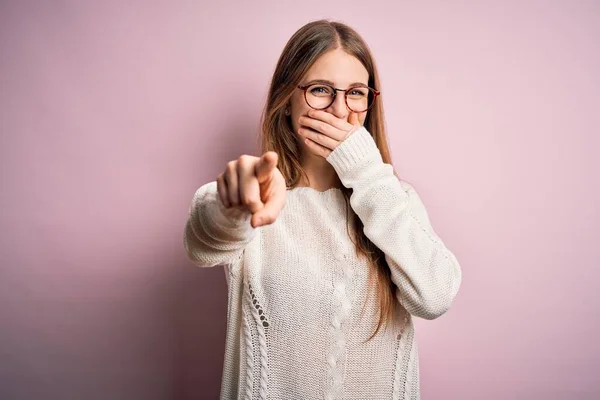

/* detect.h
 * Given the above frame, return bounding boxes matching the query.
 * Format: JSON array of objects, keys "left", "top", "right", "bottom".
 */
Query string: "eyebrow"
[{"left": 304, "top": 79, "right": 368, "bottom": 87}]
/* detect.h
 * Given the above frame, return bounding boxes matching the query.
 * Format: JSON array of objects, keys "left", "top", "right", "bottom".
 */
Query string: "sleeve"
[
  {"left": 183, "top": 181, "right": 257, "bottom": 268},
  {"left": 326, "top": 127, "right": 462, "bottom": 320}
]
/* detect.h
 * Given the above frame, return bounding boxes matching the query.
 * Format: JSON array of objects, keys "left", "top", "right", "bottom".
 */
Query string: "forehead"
[{"left": 303, "top": 48, "right": 369, "bottom": 86}]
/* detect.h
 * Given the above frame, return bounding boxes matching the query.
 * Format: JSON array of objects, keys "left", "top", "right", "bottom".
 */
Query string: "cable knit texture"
[{"left": 184, "top": 126, "right": 462, "bottom": 399}]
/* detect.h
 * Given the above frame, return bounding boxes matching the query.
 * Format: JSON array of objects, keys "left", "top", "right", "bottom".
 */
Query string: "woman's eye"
[
  {"left": 310, "top": 86, "right": 332, "bottom": 95},
  {"left": 349, "top": 88, "right": 367, "bottom": 97}
]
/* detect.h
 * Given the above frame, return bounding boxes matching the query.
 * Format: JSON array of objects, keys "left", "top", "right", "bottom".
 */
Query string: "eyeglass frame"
[{"left": 297, "top": 83, "right": 381, "bottom": 113}]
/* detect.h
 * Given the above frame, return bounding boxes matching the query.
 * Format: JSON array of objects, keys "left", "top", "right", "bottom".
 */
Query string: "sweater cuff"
[
  {"left": 194, "top": 181, "right": 254, "bottom": 233},
  {"left": 212, "top": 187, "right": 254, "bottom": 228},
  {"left": 326, "top": 126, "right": 383, "bottom": 177}
]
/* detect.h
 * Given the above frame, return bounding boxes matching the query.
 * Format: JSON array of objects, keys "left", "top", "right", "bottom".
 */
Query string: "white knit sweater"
[{"left": 184, "top": 127, "right": 462, "bottom": 400}]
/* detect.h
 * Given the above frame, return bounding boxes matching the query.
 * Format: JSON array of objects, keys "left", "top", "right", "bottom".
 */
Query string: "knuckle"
[
  {"left": 240, "top": 190, "right": 254, "bottom": 203},
  {"left": 226, "top": 160, "right": 236, "bottom": 172},
  {"left": 244, "top": 197, "right": 260, "bottom": 208},
  {"left": 237, "top": 155, "right": 252, "bottom": 167}
]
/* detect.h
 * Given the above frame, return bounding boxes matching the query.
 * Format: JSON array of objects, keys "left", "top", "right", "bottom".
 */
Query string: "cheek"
[{"left": 290, "top": 98, "right": 311, "bottom": 131}]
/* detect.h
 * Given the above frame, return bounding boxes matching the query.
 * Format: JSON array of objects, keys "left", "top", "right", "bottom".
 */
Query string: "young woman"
[{"left": 184, "top": 19, "right": 462, "bottom": 400}]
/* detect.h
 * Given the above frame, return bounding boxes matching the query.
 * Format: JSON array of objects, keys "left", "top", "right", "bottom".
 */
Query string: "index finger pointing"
[
  {"left": 255, "top": 151, "right": 278, "bottom": 184},
  {"left": 252, "top": 184, "right": 286, "bottom": 227}
]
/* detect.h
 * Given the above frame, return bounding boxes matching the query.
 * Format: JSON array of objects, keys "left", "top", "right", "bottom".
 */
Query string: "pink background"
[{"left": 1, "top": 1, "right": 599, "bottom": 399}]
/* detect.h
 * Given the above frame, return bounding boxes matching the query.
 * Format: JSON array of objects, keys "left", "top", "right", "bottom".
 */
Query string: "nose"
[{"left": 326, "top": 92, "right": 349, "bottom": 119}]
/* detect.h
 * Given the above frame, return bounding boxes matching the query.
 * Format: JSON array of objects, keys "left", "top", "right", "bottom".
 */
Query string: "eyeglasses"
[{"left": 297, "top": 83, "right": 380, "bottom": 113}]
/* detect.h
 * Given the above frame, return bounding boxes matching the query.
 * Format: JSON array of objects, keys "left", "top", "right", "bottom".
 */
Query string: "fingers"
[
  {"left": 221, "top": 155, "right": 263, "bottom": 210},
  {"left": 298, "top": 115, "right": 336, "bottom": 137},
  {"left": 342, "top": 112, "right": 362, "bottom": 140},
  {"left": 238, "top": 156, "right": 263, "bottom": 214},
  {"left": 216, "top": 173, "right": 230, "bottom": 207},
  {"left": 348, "top": 111, "right": 360, "bottom": 126},
  {"left": 255, "top": 151, "right": 278, "bottom": 184},
  {"left": 223, "top": 160, "right": 240, "bottom": 206},
  {"left": 307, "top": 110, "right": 350, "bottom": 131},
  {"left": 218, "top": 152, "right": 285, "bottom": 228},
  {"left": 252, "top": 181, "right": 286, "bottom": 228},
  {"left": 303, "top": 137, "right": 332, "bottom": 158},
  {"left": 299, "top": 110, "right": 358, "bottom": 141},
  {"left": 298, "top": 127, "right": 338, "bottom": 150}
]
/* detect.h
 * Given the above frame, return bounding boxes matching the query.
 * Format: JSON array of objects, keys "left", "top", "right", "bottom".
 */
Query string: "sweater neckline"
[{"left": 287, "top": 186, "right": 343, "bottom": 195}]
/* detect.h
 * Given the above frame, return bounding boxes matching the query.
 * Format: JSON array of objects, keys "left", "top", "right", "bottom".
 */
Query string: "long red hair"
[{"left": 260, "top": 20, "right": 400, "bottom": 339}]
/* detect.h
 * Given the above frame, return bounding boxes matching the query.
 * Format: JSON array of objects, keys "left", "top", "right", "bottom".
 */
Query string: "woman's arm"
[
  {"left": 327, "top": 127, "right": 462, "bottom": 320},
  {"left": 184, "top": 181, "right": 257, "bottom": 268}
]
